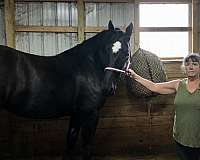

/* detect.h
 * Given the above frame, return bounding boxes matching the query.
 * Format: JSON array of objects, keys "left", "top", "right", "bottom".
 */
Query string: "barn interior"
[{"left": 0, "top": 0, "right": 199, "bottom": 160}]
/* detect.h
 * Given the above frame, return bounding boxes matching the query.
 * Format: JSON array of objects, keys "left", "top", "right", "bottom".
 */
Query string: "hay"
[{"left": 126, "top": 48, "right": 167, "bottom": 97}]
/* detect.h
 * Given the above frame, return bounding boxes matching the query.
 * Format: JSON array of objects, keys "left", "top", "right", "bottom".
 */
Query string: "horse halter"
[
  {"left": 105, "top": 42, "right": 131, "bottom": 74},
  {"left": 125, "top": 42, "right": 132, "bottom": 70}
]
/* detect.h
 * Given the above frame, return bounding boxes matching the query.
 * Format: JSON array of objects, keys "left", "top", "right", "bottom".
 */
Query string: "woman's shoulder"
[
  {"left": 180, "top": 78, "right": 187, "bottom": 84},
  {"left": 168, "top": 79, "right": 182, "bottom": 85},
  {"left": 171, "top": 78, "right": 186, "bottom": 83},
  {"left": 168, "top": 79, "right": 182, "bottom": 91},
  {"left": 174, "top": 78, "right": 187, "bottom": 91}
]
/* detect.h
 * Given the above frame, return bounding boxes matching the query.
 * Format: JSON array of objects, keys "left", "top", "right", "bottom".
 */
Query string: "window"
[{"left": 139, "top": 3, "right": 191, "bottom": 58}]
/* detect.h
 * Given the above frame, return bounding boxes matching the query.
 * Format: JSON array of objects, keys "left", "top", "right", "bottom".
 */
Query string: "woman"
[{"left": 126, "top": 53, "right": 200, "bottom": 160}]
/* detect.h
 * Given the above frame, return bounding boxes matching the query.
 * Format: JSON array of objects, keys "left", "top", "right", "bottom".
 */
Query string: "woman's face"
[{"left": 185, "top": 58, "right": 200, "bottom": 78}]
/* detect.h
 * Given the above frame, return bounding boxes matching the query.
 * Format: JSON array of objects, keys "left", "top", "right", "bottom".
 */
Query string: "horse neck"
[
  {"left": 80, "top": 42, "right": 107, "bottom": 76},
  {"left": 83, "top": 33, "right": 110, "bottom": 67},
  {"left": 57, "top": 32, "right": 109, "bottom": 75}
]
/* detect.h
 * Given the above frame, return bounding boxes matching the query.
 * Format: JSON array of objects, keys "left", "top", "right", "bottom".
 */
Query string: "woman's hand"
[{"left": 126, "top": 69, "right": 136, "bottom": 78}]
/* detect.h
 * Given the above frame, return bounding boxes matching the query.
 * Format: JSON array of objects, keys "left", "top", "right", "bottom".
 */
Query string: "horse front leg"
[
  {"left": 63, "top": 114, "right": 81, "bottom": 160},
  {"left": 81, "top": 110, "right": 99, "bottom": 160}
]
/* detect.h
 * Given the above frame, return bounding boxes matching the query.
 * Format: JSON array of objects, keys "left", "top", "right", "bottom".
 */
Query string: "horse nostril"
[{"left": 109, "top": 83, "right": 116, "bottom": 95}]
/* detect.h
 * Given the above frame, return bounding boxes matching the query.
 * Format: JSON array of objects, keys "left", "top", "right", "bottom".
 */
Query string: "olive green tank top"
[{"left": 173, "top": 78, "right": 200, "bottom": 147}]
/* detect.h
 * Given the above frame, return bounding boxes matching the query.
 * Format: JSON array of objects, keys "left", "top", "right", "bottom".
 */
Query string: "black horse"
[{"left": 0, "top": 21, "right": 133, "bottom": 160}]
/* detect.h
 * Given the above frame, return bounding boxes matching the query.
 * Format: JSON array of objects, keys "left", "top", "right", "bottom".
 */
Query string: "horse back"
[
  {"left": 0, "top": 45, "right": 104, "bottom": 118},
  {"left": 0, "top": 46, "right": 78, "bottom": 118}
]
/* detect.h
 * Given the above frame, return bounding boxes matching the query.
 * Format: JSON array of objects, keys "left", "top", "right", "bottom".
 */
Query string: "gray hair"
[
  {"left": 181, "top": 53, "right": 200, "bottom": 72},
  {"left": 183, "top": 53, "right": 200, "bottom": 65}
]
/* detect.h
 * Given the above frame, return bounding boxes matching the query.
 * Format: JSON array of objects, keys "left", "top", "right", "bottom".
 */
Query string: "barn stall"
[{"left": 0, "top": 0, "right": 199, "bottom": 159}]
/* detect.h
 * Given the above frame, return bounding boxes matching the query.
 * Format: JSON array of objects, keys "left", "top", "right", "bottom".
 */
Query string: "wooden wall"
[
  {"left": 0, "top": 61, "right": 185, "bottom": 159},
  {"left": 0, "top": 0, "right": 192, "bottom": 159},
  {"left": 94, "top": 61, "right": 184, "bottom": 156}
]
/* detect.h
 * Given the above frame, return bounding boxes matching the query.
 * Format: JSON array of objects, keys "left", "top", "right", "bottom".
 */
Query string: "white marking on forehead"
[{"left": 112, "top": 41, "right": 121, "bottom": 54}]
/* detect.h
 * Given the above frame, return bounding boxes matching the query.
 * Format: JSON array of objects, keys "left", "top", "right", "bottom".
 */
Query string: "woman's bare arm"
[{"left": 127, "top": 69, "right": 180, "bottom": 94}]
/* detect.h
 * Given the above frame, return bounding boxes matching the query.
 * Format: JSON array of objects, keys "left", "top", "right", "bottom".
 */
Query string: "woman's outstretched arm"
[{"left": 126, "top": 69, "right": 180, "bottom": 95}]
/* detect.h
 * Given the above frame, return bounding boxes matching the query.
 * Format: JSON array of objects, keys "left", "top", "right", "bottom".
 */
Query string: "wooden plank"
[
  {"left": 188, "top": 2, "right": 192, "bottom": 53},
  {"left": 0, "top": 48, "right": 185, "bottom": 158},
  {"left": 151, "top": 104, "right": 175, "bottom": 116},
  {"left": 138, "top": 0, "right": 191, "bottom": 3},
  {"left": 134, "top": 0, "right": 140, "bottom": 52},
  {"left": 85, "top": 25, "right": 133, "bottom": 33},
  {"left": 15, "top": 26, "right": 77, "bottom": 33},
  {"left": 77, "top": 0, "right": 85, "bottom": 43},
  {"left": 14, "top": 0, "right": 191, "bottom": 2},
  {"left": 15, "top": 0, "right": 76, "bottom": 1},
  {"left": 163, "top": 62, "right": 186, "bottom": 79},
  {"left": 98, "top": 117, "right": 149, "bottom": 129},
  {"left": 84, "top": 0, "right": 132, "bottom": 2},
  {"left": 104, "top": 96, "right": 149, "bottom": 107},
  {"left": 15, "top": 26, "right": 129, "bottom": 33},
  {"left": 15, "top": 0, "right": 131, "bottom": 2},
  {"left": 148, "top": 94, "right": 175, "bottom": 105},
  {"left": 85, "top": 26, "right": 106, "bottom": 32},
  {"left": 95, "top": 127, "right": 150, "bottom": 155},
  {"left": 4, "top": 0, "right": 15, "bottom": 47},
  {"left": 139, "top": 27, "right": 191, "bottom": 32},
  {"left": 0, "top": 111, "right": 10, "bottom": 157},
  {"left": 100, "top": 105, "right": 148, "bottom": 117},
  {"left": 192, "top": 0, "right": 198, "bottom": 52}
]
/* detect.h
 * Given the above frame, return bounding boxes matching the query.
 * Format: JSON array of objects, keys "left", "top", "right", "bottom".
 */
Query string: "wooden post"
[
  {"left": 147, "top": 100, "right": 152, "bottom": 153},
  {"left": 192, "top": 0, "right": 198, "bottom": 53},
  {"left": 77, "top": 0, "right": 85, "bottom": 43},
  {"left": 134, "top": 0, "right": 140, "bottom": 53},
  {"left": 4, "top": 0, "right": 15, "bottom": 48}
]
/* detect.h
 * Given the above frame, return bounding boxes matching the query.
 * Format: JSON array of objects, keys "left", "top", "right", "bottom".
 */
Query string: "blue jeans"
[{"left": 175, "top": 141, "right": 200, "bottom": 160}]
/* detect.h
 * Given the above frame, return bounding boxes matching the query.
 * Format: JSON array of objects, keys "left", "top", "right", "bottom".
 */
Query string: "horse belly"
[{"left": 5, "top": 89, "right": 75, "bottom": 119}]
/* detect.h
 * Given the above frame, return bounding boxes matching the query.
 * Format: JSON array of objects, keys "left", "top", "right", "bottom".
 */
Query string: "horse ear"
[
  {"left": 125, "top": 22, "right": 133, "bottom": 37},
  {"left": 108, "top": 20, "right": 114, "bottom": 31}
]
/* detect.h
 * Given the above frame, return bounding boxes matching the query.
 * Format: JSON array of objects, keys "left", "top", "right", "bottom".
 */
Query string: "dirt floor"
[
  {"left": 95, "top": 153, "right": 178, "bottom": 160},
  {"left": 6, "top": 153, "right": 178, "bottom": 160}
]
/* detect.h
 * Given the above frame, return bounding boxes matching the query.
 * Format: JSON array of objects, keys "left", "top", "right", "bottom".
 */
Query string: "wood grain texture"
[{"left": 0, "top": 62, "right": 184, "bottom": 158}]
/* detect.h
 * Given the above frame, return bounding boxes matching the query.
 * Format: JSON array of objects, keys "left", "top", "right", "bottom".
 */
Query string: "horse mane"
[{"left": 60, "top": 28, "right": 121, "bottom": 58}]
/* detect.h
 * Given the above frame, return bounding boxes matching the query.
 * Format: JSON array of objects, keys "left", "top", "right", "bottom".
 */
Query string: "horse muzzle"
[
  {"left": 102, "top": 81, "right": 117, "bottom": 96},
  {"left": 109, "top": 82, "right": 117, "bottom": 95}
]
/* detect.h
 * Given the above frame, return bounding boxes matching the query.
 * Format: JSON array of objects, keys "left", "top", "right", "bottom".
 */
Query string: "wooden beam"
[
  {"left": 134, "top": 0, "right": 140, "bottom": 52},
  {"left": 84, "top": 26, "right": 128, "bottom": 32},
  {"left": 15, "top": 0, "right": 76, "bottom": 2},
  {"left": 192, "top": 0, "right": 198, "bottom": 52},
  {"left": 4, "top": 0, "right": 15, "bottom": 48},
  {"left": 15, "top": 26, "right": 78, "bottom": 32},
  {"left": 15, "top": 0, "right": 131, "bottom": 2},
  {"left": 77, "top": 0, "right": 85, "bottom": 43},
  {"left": 15, "top": 26, "right": 130, "bottom": 33},
  {"left": 84, "top": 0, "right": 131, "bottom": 2},
  {"left": 188, "top": 2, "right": 192, "bottom": 53},
  {"left": 138, "top": 0, "right": 191, "bottom": 3},
  {"left": 14, "top": 0, "right": 191, "bottom": 2},
  {"left": 139, "top": 27, "right": 192, "bottom": 32},
  {"left": 84, "top": 26, "right": 106, "bottom": 32}
]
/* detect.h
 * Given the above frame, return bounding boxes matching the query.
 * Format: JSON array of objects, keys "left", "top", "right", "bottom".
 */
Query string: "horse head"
[{"left": 101, "top": 20, "right": 133, "bottom": 96}]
